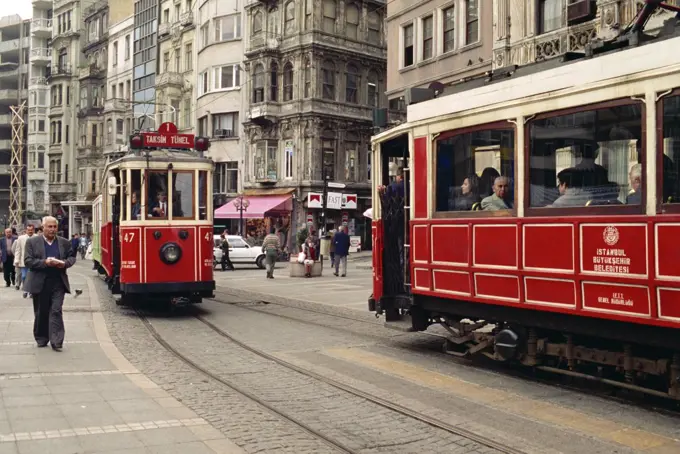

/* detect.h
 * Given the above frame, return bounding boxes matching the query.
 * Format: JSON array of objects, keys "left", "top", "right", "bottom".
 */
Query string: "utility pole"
[
  {"left": 9, "top": 102, "right": 26, "bottom": 229},
  {"left": 320, "top": 164, "right": 328, "bottom": 236}
]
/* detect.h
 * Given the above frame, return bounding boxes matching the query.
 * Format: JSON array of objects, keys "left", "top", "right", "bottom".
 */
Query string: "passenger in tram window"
[
  {"left": 148, "top": 191, "right": 169, "bottom": 218},
  {"left": 130, "top": 191, "right": 141, "bottom": 219},
  {"left": 479, "top": 168, "right": 500, "bottom": 199},
  {"left": 550, "top": 168, "right": 589, "bottom": 207},
  {"left": 448, "top": 174, "right": 481, "bottom": 211},
  {"left": 572, "top": 140, "right": 609, "bottom": 188},
  {"left": 387, "top": 169, "right": 404, "bottom": 198},
  {"left": 481, "top": 176, "right": 512, "bottom": 211},
  {"left": 626, "top": 164, "right": 642, "bottom": 205}
]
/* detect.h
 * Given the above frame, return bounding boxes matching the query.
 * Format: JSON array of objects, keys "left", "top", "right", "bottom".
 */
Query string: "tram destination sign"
[{"left": 140, "top": 121, "right": 195, "bottom": 149}]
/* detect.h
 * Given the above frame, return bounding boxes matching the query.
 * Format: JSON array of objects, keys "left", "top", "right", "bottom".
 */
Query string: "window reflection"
[
  {"left": 662, "top": 95, "right": 680, "bottom": 204},
  {"left": 172, "top": 172, "right": 194, "bottom": 219},
  {"left": 528, "top": 103, "right": 643, "bottom": 209},
  {"left": 435, "top": 127, "right": 515, "bottom": 212}
]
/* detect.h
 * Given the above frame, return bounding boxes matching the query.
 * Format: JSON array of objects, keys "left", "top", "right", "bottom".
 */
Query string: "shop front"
[
  {"left": 305, "top": 191, "right": 371, "bottom": 251},
  {"left": 57, "top": 201, "right": 94, "bottom": 239}
]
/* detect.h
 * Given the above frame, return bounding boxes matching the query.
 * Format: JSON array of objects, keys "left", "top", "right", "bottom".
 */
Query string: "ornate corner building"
[{"left": 242, "top": 0, "right": 387, "bottom": 234}]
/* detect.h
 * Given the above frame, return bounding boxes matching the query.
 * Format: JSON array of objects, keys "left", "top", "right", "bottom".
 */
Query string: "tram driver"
[
  {"left": 149, "top": 191, "right": 169, "bottom": 218},
  {"left": 481, "top": 176, "right": 513, "bottom": 211}
]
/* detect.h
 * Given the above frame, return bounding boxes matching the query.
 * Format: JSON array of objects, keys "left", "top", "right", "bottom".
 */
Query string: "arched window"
[
  {"left": 284, "top": 1, "right": 295, "bottom": 35},
  {"left": 367, "top": 11, "right": 381, "bottom": 44},
  {"left": 253, "top": 10, "right": 263, "bottom": 35},
  {"left": 253, "top": 64, "right": 265, "bottom": 103},
  {"left": 268, "top": 7, "right": 279, "bottom": 37},
  {"left": 322, "top": 61, "right": 335, "bottom": 100},
  {"left": 303, "top": 58, "right": 311, "bottom": 98},
  {"left": 270, "top": 62, "right": 278, "bottom": 101},
  {"left": 345, "top": 64, "right": 359, "bottom": 103},
  {"left": 367, "top": 70, "right": 379, "bottom": 107},
  {"left": 322, "top": 0, "right": 336, "bottom": 33},
  {"left": 345, "top": 4, "right": 359, "bottom": 40},
  {"left": 283, "top": 62, "right": 294, "bottom": 101}
]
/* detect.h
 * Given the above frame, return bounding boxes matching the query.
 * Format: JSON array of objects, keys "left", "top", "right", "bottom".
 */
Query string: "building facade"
[
  {"left": 132, "top": 0, "right": 158, "bottom": 130},
  {"left": 241, "top": 0, "right": 387, "bottom": 246},
  {"left": 0, "top": 15, "right": 30, "bottom": 226},
  {"left": 195, "top": 0, "right": 245, "bottom": 223}
]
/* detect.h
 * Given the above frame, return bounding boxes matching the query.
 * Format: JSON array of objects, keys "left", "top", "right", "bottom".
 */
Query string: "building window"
[
  {"left": 201, "top": 24, "right": 209, "bottom": 47},
  {"left": 214, "top": 64, "right": 240, "bottom": 90},
  {"left": 91, "top": 170, "right": 97, "bottom": 193},
  {"left": 214, "top": 161, "right": 238, "bottom": 194},
  {"left": 199, "top": 71, "right": 209, "bottom": 95},
  {"left": 284, "top": 1, "right": 295, "bottom": 35},
  {"left": 185, "top": 44, "right": 192, "bottom": 71},
  {"left": 345, "top": 145, "right": 357, "bottom": 181},
  {"left": 163, "top": 52, "right": 170, "bottom": 72},
  {"left": 322, "top": 138, "right": 335, "bottom": 180},
  {"left": 255, "top": 140, "right": 278, "bottom": 181},
  {"left": 403, "top": 24, "right": 414, "bottom": 67},
  {"left": 539, "top": 0, "right": 562, "bottom": 34},
  {"left": 283, "top": 63, "right": 294, "bottom": 101},
  {"left": 305, "top": 0, "right": 312, "bottom": 29},
  {"left": 345, "top": 4, "right": 359, "bottom": 40},
  {"left": 322, "top": 0, "right": 336, "bottom": 33},
  {"left": 215, "top": 14, "right": 241, "bottom": 42},
  {"left": 106, "top": 119, "right": 112, "bottom": 145},
  {"left": 270, "top": 62, "right": 279, "bottom": 101},
  {"left": 304, "top": 59, "right": 311, "bottom": 98},
  {"left": 125, "top": 35, "right": 130, "bottom": 60},
  {"left": 198, "top": 116, "right": 208, "bottom": 136},
  {"left": 345, "top": 64, "right": 359, "bottom": 103},
  {"left": 65, "top": 124, "right": 69, "bottom": 144},
  {"left": 58, "top": 49, "right": 68, "bottom": 69},
  {"left": 37, "top": 147, "right": 45, "bottom": 169},
  {"left": 112, "top": 41, "right": 118, "bottom": 66},
  {"left": 465, "top": 0, "right": 479, "bottom": 44},
  {"left": 253, "top": 10, "right": 263, "bottom": 36},
  {"left": 57, "top": 121, "right": 62, "bottom": 143},
  {"left": 367, "top": 71, "right": 378, "bottom": 107},
  {"left": 212, "top": 112, "right": 239, "bottom": 138},
  {"left": 253, "top": 64, "right": 265, "bottom": 103},
  {"left": 368, "top": 11, "right": 381, "bottom": 43},
  {"left": 116, "top": 119, "right": 124, "bottom": 135},
  {"left": 443, "top": 6, "right": 455, "bottom": 53},
  {"left": 422, "top": 15, "right": 433, "bottom": 60},
  {"left": 284, "top": 141, "right": 294, "bottom": 179},
  {"left": 175, "top": 52, "right": 180, "bottom": 72},
  {"left": 322, "top": 61, "right": 335, "bottom": 100},
  {"left": 38, "top": 119, "right": 45, "bottom": 132},
  {"left": 268, "top": 7, "right": 280, "bottom": 37}
]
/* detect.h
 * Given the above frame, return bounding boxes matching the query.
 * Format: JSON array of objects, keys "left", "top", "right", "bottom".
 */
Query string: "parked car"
[{"left": 213, "top": 235, "right": 266, "bottom": 269}]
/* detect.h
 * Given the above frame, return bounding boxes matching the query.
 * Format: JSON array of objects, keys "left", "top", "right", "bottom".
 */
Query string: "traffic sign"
[{"left": 327, "top": 182, "right": 346, "bottom": 189}]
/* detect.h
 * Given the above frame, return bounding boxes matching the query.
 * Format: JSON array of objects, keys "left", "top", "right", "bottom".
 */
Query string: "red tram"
[
  {"left": 370, "top": 2, "right": 680, "bottom": 398},
  {"left": 95, "top": 122, "right": 215, "bottom": 307}
]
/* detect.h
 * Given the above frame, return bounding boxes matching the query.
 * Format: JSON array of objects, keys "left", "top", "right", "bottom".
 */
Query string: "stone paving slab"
[{"left": 0, "top": 267, "right": 245, "bottom": 454}]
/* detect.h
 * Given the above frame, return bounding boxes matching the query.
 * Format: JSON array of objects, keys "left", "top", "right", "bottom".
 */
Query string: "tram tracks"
[{"left": 136, "top": 308, "right": 523, "bottom": 454}]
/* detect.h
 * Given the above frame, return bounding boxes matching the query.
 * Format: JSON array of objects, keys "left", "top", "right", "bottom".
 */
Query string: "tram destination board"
[{"left": 140, "top": 121, "right": 195, "bottom": 149}]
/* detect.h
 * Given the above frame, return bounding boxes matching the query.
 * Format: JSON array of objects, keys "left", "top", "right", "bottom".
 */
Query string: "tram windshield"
[{"left": 171, "top": 171, "right": 193, "bottom": 219}]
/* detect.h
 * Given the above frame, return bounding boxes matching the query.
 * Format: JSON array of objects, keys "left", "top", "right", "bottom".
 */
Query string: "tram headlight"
[{"left": 160, "top": 242, "right": 182, "bottom": 264}]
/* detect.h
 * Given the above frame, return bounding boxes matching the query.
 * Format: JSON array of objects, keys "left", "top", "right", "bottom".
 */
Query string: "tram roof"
[{"left": 106, "top": 149, "right": 214, "bottom": 168}]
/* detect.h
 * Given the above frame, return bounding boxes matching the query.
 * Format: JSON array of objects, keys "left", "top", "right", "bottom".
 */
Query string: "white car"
[{"left": 213, "top": 235, "right": 266, "bottom": 269}]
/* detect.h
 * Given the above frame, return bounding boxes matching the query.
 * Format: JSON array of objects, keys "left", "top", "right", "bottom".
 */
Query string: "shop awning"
[{"left": 214, "top": 194, "right": 293, "bottom": 219}]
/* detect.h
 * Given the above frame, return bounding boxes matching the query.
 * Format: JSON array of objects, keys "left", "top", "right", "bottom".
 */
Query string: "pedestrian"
[
  {"left": 220, "top": 231, "right": 234, "bottom": 271},
  {"left": 70, "top": 234, "right": 79, "bottom": 260},
  {"left": 329, "top": 229, "right": 336, "bottom": 267},
  {"left": 79, "top": 234, "right": 88, "bottom": 260},
  {"left": 262, "top": 228, "right": 281, "bottom": 279},
  {"left": 1, "top": 228, "right": 17, "bottom": 287},
  {"left": 23, "top": 216, "right": 76, "bottom": 351},
  {"left": 13, "top": 224, "right": 36, "bottom": 297},
  {"left": 333, "top": 225, "right": 350, "bottom": 277},
  {"left": 302, "top": 237, "right": 317, "bottom": 278}
]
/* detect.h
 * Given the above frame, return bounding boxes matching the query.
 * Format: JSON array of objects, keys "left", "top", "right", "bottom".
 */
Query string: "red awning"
[{"left": 214, "top": 194, "right": 293, "bottom": 219}]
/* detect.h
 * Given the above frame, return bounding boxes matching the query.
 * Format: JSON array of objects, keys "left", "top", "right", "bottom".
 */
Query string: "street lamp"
[{"left": 233, "top": 194, "right": 250, "bottom": 237}]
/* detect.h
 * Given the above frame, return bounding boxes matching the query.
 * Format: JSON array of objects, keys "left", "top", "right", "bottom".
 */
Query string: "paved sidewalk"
[{"left": 0, "top": 267, "right": 244, "bottom": 454}]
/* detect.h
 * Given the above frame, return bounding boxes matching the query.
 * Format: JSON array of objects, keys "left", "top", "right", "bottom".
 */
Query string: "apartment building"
[
  {"left": 386, "top": 0, "right": 491, "bottom": 116},
  {"left": 28, "top": 1, "right": 53, "bottom": 219},
  {"left": 0, "top": 15, "right": 30, "bottom": 226},
  {"left": 236, "top": 0, "right": 387, "bottom": 246},
  {"left": 132, "top": 0, "right": 158, "bottom": 130},
  {"left": 195, "top": 0, "right": 244, "bottom": 219}
]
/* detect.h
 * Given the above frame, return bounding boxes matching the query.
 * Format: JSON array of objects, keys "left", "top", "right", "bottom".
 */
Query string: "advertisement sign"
[
  {"left": 349, "top": 236, "right": 362, "bottom": 253},
  {"left": 581, "top": 224, "right": 647, "bottom": 277},
  {"left": 308, "top": 192, "right": 323, "bottom": 209},
  {"left": 342, "top": 194, "right": 358, "bottom": 209},
  {"left": 308, "top": 192, "right": 358, "bottom": 210},
  {"left": 327, "top": 192, "right": 343, "bottom": 210},
  {"left": 306, "top": 213, "right": 314, "bottom": 225}
]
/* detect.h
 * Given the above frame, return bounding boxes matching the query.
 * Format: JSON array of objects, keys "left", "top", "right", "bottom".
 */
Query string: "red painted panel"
[
  {"left": 432, "top": 270, "right": 470, "bottom": 295},
  {"left": 582, "top": 282, "right": 650, "bottom": 317},
  {"left": 413, "top": 137, "right": 428, "bottom": 219},
  {"left": 475, "top": 274, "right": 519, "bottom": 301},
  {"left": 524, "top": 277, "right": 576, "bottom": 307},
  {"left": 656, "top": 224, "right": 680, "bottom": 278},
  {"left": 198, "top": 226, "right": 214, "bottom": 282},
  {"left": 431, "top": 225, "right": 469, "bottom": 264},
  {"left": 657, "top": 288, "right": 680, "bottom": 320},
  {"left": 101, "top": 222, "right": 112, "bottom": 277},
  {"left": 144, "top": 227, "right": 197, "bottom": 283},
  {"left": 413, "top": 268, "right": 431, "bottom": 291},
  {"left": 523, "top": 225, "right": 573, "bottom": 271},
  {"left": 474, "top": 225, "right": 517, "bottom": 268},
  {"left": 372, "top": 221, "right": 383, "bottom": 303},
  {"left": 412, "top": 224, "right": 429, "bottom": 263},
  {"left": 120, "top": 227, "right": 142, "bottom": 284},
  {"left": 581, "top": 224, "right": 647, "bottom": 277}
]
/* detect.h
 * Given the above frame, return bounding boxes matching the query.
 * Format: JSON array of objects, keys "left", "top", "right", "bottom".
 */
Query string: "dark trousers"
[
  {"left": 32, "top": 277, "right": 66, "bottom": 347},
  {"left": 221, "top": 254, "right": 234, "bottom": 271},
  {"left": 3, "top": 257, "right": 15, "bottom": 285}
]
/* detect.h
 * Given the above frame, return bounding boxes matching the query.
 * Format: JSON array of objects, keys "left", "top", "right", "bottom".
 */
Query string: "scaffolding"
[{"left": 9, "top": 102, "right": 26, "bottom": 229}]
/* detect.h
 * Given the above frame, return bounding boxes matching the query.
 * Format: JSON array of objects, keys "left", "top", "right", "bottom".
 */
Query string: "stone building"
[{"left": 240, "top": 0, "right": 386, "bottom": 245}]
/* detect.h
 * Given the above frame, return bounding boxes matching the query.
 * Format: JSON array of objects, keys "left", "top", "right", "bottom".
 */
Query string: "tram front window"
[
  {"left": 198, "top": 170, "right": 208, "bottom": 221},
  {"left": 130, "top": 169, "right": 142, "bottom": 220},
  {"left": 147, "top": 171, "right": 169, "bottom": 218},
  {"left": 172, "top": 171, "right": 193, "bottom": 219}
]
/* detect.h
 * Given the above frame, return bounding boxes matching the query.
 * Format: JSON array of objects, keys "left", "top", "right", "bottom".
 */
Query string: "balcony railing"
[
  {"left": 31, "top": 18, "right": 52, "bottom": 36},
  {"left": 49, "top": 183, "right": 76, "bottom": 195},
  {"left": 79, "top": 64, "right": 105, "bottom": 80},
  {"left": 180, "top": 11, "right": 194, "bottom": 26},
  {"left": 30, "top": 48, "right": 52, "bottom": 63},
  {"left": 158, "top": 22, "right": 172, "bottom": 37},
  {"left": 28, "top": 106, "right": 48, "bottom": 116},
  {"left": 32, "top": 0, "right": 53, "bottom": 8},
  {"left": 47, "top": 64, "right": 72, "bottom": 79},
  {"left": 29, "top": 76, "right": 48, "bottom": 86},
  {"left": 156, "top": 72, "right": 184, "bottom": 88},
  {"left": 104, "top": 98, "right": 128, "bottom": 112}
]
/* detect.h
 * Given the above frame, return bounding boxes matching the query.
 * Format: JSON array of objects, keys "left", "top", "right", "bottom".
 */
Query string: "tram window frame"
[
  {"left": 146, "top": 170, "right": 170, "bottom": 219},
  {"left": 658, "top": 88, "right": 680, "bottom": 213},
  {"left": 432, "top": 120, "right": 517, "bottom": 219},
  {"left": 524, "top": 97, "right": 646, "bottom": 217},
  {"left": 128, "top": 169, "right": 143, "bottom": 221},
  {"left": 170, "top": 170, "right": 195, "bottom": 220},
  {"left": 121, "top": 170, "right": 127, "bottom": 222},
  {"left": 198, "top": 170, "right": 209, "bottom": 221}
]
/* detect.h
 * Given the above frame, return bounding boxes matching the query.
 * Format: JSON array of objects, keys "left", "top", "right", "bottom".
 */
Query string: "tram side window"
[
  {"left": 198, "top": 171, "right": 208, "bottom": 221},
  {"left": 662, "top": 94, "right": 680, "bottom": 204},
  {"left": 172, "top": 171, "right": 194, "bottom": 219},
  {"left": 120, "top": 170, "right": 127, "bottom": 221},
  {"left": 147, "top": 171, "right": 169, "bottom": 218},
  {"left": 435, "top": 126, "right": 515, "bottom": 212},
  {"left": 528, "top": 102, "right": 643, "bottom": 209},
  {"left": 130, "top": 169, "right": 142, "bottom": 220}
]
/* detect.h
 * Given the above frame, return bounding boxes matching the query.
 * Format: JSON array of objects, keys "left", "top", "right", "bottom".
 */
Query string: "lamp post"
[{"left": 233, "top": 194, "right": 250, "bottom": 237}]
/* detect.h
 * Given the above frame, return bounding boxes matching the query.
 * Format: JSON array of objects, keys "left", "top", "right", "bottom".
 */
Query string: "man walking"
[
  {"left": 1, "top": 228, "right": 17, "bottom": 287},
  {"left": 220, "top": 231, "right": 234, "bottom": 271},
  {"left": 262, "top": 229, "right": 281, "bottom": 279},
  {"left": 23, "top": 217, "right": 76, "bottom": 351},
  {"left": 333, "top": 225, "right": 350, "bottom": 277},
  {"left": 13, "top": 224, "right": 35, "bottom": 297}
]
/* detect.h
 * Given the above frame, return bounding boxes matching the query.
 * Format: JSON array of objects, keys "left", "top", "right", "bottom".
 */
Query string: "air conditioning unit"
[
  {"left": 567, "top": 0, "right": 595, "bottom": 24},
  {"left": 214, "top": 129, "right": 233, "bottom": 138}
]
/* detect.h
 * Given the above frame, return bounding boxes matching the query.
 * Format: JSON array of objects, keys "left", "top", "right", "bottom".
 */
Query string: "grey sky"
[{"left": 0, "top": 2, "right": 33, "bottom": 20}]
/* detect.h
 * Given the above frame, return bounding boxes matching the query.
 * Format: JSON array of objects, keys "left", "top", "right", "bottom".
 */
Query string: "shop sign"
[
  {"left": 349, "top": 236, "right": 362, "bottom": 253},
  {"left": 327, "top": 192, "right": 343, "bottom": 210},
  {"left": 306, "top": 213, "right": 314, "bottom": 225},
  {"left": 342, "top": 194, "right": 357, "bottom": 209},
  {"left": 308, "top": 192, "right": 323, "bottom": 209},
  {"left": 581, "top": 224, "right": 647, "bottom": 277}
]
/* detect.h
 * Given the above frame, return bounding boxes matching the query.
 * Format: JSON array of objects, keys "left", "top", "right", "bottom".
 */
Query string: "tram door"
[{"left": 110, "top": 169, "right": 122, "bottom": 294}]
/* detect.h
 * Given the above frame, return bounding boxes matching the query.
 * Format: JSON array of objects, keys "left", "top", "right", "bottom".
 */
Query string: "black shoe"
[
  {"left": 333, "top": 273, "right": 339, "bottom": 277},
  {"left": 4, "top": 283, "right": 9, "bottom": 287},
  {"left": 51, "top": 344, "right": 62, "bottom": 352},
  {"left": 15, "top": 285, "right": 19, "bottom": 290},
  {"left": 341, "top": 275, "right": 346, "bottom": 277},
  {"left": 37, "top": 342, "right": 48, "bottom": 348}
]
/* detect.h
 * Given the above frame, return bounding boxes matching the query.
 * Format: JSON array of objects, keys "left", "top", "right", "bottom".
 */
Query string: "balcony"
[
  {"left": 32, "top": 18, "right": 52, "bottom": 38},
  {"left": 180, "top": 11, "right": 194, "bottom": 27},
  {"left": 32, "top": 0, "right": 53, "bottom": 9},
  {"left": 246, "top": 36, "right": 280, "bottom": 56},
  {"left": 0, "top": 89, "right": 18, "bottom": 102},
  {"left": 247, "top": 102, "right": 281, "bottom": 125},
  {"left": 30, "top": 48, "right": 51, "bottom": 65},
  {"left": 158, "top": 22, "right": 172, "bottom": 39},
  {"left": 27, "top": 168, "right": 47, "bottom": 180},
  {"left": 47, "top": 64, "right": 73, "bottom": 80},
  {"left": 28, "top": 106, "right": 48, "bottom": 117},
  {"left": 79, "top": 64, "right": 106, "bottom": 80},
  {"left": 49, "top": 183, "right": 76, "bottom": 196},
  {"left": 77, "top": 146, "right": 103, "bottom": 160},
  {"left": 156, "top": 72, "right": 184, "bottom": 89},
  {"left": 104, "top": 98, "right": 128, "bottom": 113},
  {"left": 0, "top": 37, "right": 29, "bottom": 54},
  {"left": 29, "top": 76, "right": 49, "bottom": 87},
  {"left": 77, "top": 105, "right": 104, "bottom": 118}
]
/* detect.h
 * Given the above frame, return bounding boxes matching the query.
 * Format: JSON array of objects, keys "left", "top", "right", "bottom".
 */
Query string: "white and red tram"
[
  {"left": 98, "top": 122, "right": 215, "bottom": 306},
  {"left": 370, "top": 2, "right": 680, "bottom": 397}
]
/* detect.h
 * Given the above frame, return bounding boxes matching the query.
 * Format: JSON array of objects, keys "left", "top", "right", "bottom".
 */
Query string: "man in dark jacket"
[
  {"left": 23, "top": 216, "right": 76, "bottom": 351},
  {"left": 1, "top": 228, "right": 17, "bottom": 287},
  {"left": 332, "top": 225, "right": 350, "bottom": 277}
]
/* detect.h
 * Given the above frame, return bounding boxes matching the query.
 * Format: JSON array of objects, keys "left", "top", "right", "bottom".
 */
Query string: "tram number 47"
[
  {"left": 122, "top": 232, "right": 135, "bottom": 243},
  {"left": 205, "top": 232, "right": 211, "bottom": 242}
]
